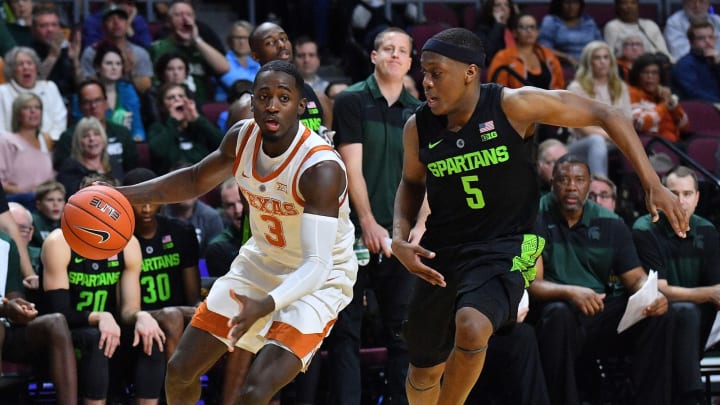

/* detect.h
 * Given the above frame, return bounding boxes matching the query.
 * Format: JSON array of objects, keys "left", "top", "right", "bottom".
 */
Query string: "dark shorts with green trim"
[{"left": 403, "top": 234, "right": 543, "bottom": 368}]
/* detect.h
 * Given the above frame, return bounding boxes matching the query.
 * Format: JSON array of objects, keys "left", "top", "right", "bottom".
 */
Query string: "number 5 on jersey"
[{"left": 461, "top": 175, "right": 485, "bottom": 209}]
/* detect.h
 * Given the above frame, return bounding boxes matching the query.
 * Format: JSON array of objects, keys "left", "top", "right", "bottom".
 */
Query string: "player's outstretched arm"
[
  {"left": 503, "top": 88, "right": 689, "bottom": 237},
  {"left": 392, "top": 116, "right": 443, "bottom": 287},
  {"left": 117, "top": 125, "right": 242, "bottom": 206}
]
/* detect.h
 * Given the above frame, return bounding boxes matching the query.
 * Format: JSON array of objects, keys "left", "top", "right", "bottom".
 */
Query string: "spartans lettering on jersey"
[
  {"left": 301, "top": 117, "right": 322, "bottom": 131},
  {"left": 427, "top": 145, "right": 509, "bottom": 178},
  {"left": 142, "top": 253, "right": 181, "bottom": 272},
  {"left": 68, "top": 271, "right": 121, "bottom": 287},
  {"left": 241, "top": 187, "right": 300, "bottom": 216}
]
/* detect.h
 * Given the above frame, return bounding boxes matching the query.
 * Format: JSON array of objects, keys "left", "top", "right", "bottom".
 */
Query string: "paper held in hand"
[{"left": 617, "top": 270, "right": 658, "bottom": 333}]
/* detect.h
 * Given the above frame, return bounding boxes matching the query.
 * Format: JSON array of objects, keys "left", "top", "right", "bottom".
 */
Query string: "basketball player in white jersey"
[{"left": 117, "top": 60, "right": 357, "bottom": 404}]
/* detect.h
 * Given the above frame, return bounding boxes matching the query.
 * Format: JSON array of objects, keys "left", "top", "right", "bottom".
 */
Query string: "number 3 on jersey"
[
  {"left": 461, "top": 175, "right": 485, "bottom": 209},
  {"left": 260, "top": 214, "right": 287, "bottom": 247}
]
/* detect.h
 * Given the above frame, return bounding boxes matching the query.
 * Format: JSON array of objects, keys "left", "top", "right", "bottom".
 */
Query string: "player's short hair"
[{"left": 254, "top": 60, "right": 304, "bottom": 94}]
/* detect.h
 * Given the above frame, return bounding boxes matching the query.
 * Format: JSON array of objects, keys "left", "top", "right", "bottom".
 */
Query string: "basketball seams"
[{"left": 71, "top": 188, "right": 133, "bottom": 242}]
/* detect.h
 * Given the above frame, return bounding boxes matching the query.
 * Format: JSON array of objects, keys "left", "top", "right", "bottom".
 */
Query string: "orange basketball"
[{"left": 61, "top": 185, "right": 135, "bottom": 260}]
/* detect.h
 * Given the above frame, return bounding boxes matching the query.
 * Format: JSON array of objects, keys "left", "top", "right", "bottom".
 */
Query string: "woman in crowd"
[
  {"left": 143, "top": 52, "right": 196, "bottom": 127},
  {"left": 56, "top": 116, "right": 121, "bottom": 196},
  {"left": 217, "top": 20, "right": 259, "bottom": 101},
  {"left": 0, "top": 46, "right": 67, "bottom": 141},
  {"left": 488, "top": 13, "right": 565, "bottom": 90},
  {"left": 628, "top": 53, "right": 689, "bottom": 143},
  {"left": 148, "top": 82, "right": 224, "bottom": 174},
  {"left": 75, "top": 42, "right": 145, "bottom": 142},
  {"left": 0, "top": 93, "right": 54, "bottom": 205},
  {"left": 538, "top": 0, "right": 602, "bottom": 67},
  {"left": 473, "top": 0, "right": 518, "bottom": 66},
  {"left": 567, "top": 40, "right": 632, "bottom": 176}
]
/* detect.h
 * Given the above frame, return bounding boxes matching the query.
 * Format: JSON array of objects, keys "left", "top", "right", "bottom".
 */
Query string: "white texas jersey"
[{"left": 231, "top": 119, "right": 355, "bottom": 270}]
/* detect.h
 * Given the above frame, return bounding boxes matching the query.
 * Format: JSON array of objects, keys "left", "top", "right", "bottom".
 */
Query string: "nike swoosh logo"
[
  {"left": 75, "top": 226, "right": 111, "bottom": 244},
  {"left": 429, "top": 139, "right": 443, "bottom": 149},
  {"left": 74, "top": 257, "right": 84, "bottom": 264}
]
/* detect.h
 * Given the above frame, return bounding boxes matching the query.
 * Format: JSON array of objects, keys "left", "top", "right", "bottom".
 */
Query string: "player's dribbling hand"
[
  {"left": 645, "top": 183, "right": 689, "bottom": 238},
  {"left": 226, "top": 290, "right": 275, "bottom": 351},
  {"left": 133, "top": 311, "right": 166, "bottom": 356},
  {"left": 97, "top": 312, "right": 121, "bottom": 358},
  {"left": 391, "top": 239, "right": 445, "bottom": 287}
]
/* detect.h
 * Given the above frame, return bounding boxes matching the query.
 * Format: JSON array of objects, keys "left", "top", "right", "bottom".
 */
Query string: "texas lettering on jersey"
[{"left": 241, "top": 187, "right": 300, "bottom": 216}]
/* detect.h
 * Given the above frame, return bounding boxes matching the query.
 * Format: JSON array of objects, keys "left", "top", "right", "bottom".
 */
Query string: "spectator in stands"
[
  {"left": 632, "top": 166, "right": 719, "bottom": 405},
  {"left": 81, "top": 42, "right": 146, "bottom": 142},
  {"left": 0, "top": 182, "right": 36, "bottom": 289},
  {"left": 672, "top": 21, "right": 720, "bottom": 103},
  {"left": 664, "top": 0, "right": 720, "bottom": 61},
  {"left": 293, "top": 36, "right": 329, "bottom": 96},
  {"left": 488, "top": 13, "right": 565, "bottom": 90},
  {"left": 8, "top": 202, "right": 39, "bottom": 269},
  {"left": 0, "top": 93, "right": 54, "bottom": 205},
  {"left": 325, "top": 81, "right": 349, "bottom": 101},
  {"left": 5, "top": 0, "right": 34, "bottom": 45},
  {"left": 30, "top": 4, "right": 81, "bottom": 99},
  {"left": 29, "top": 180, "right": 64, "bottom": 249},
  {"left": 122, "top": 167, "right": 201, "bottom": 360},
  {"left": 0, "top": 46, "right": 67, "bottom": 141},
  {"left": 80, "top": 4, "right": 153, "bottom": 95},
  {"left": 205, "top": 178, "right": 249, "bottom": 278},
  {"left": 82, "top": 0, "right": 152, "bottom": 50},
  {"left": 56, "top": 117, "right": 122, "bottom": 196},
  {"left": 567, "top": 40, "right": 632, "bottom": 177},
  {"left": 616, "top": 33, "right": 646, "bottom": 81},
  {"left": 217, "top": 20, "right": 259, "bottom": 102},
  {"left": 604, "top": 0, "right": 673, "bottom": 63},
  {"left": 0, "top": 222, "right": 77, "bottom": 405},
  {"left": 473, "top": 0, "right": 518, "bottom": 67},
  {"left": 40, "top": 175, "right": 166, "bottom": 404},
  {"left": 530, "top": 154, "right": 674, "bottom": 405},
  {"left": 589, "top": 174, "right": 618, "bottom": 211},
  {"left": 629, "top": 53, "right": 689, "bottom": 143},
  {"left": 143, "top": 52, "right": 196, "bottom": 126},
  {"left": 55, "top": 78, "right": 137, "bottom": 175},
  {"left": 149, "top": 0, "right": 229, "bottom": 104},
  {"left": 537, "top": 138, "right": 569, "bottom": 193},
  {"left": 147, "top": 82, "right": 224, "bottom": 174},
  {"left": 538, "top": 0, "right": 602, "bottom": 67}
]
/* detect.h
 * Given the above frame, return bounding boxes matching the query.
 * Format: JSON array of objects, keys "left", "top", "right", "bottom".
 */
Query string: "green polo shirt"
[
  {"left": 632, "top": 213, "right": 720, "bottom": 288},
  {"left": 535, "top": 193, "right": 641, "bottom": 295},
  {"left": 332, "top": 74, "right": 420, "bottom": 233}
]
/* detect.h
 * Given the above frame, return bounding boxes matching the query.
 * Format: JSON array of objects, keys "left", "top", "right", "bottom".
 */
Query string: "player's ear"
[
  {"left": 297, "top": 97, "right": 307, "bottom": 116},
  {"left": 465, "top": 64, "right": 479, "bottom": 84}
]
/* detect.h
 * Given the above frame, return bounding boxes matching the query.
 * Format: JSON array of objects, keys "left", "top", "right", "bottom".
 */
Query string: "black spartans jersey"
[
  {"left": 416, "top": 83, "right": 539, "bottom": 249},
  {"left": 67, "top": 252, "right": 125, "bottom": 316},
  {"left": 136, "top": 215, "right": 199, "bottom": 311},
  {"left": 300, "top": 83, "right": 324, "bottom": 132}
]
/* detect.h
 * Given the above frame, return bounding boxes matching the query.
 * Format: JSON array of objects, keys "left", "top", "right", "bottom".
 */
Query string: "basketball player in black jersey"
[{"left": 392, "top": 28, "right": 689, "bottom": 405}]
